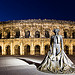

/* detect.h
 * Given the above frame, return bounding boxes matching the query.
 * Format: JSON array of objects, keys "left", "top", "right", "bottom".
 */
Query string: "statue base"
[{"left": 37, "top": 50, "right": 75, "bottom": 74}]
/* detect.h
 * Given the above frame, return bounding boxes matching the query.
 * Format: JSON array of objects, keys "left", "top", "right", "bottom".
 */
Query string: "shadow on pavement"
[{"left": 18, "top": 58, "right": 41, "bottom": 68}]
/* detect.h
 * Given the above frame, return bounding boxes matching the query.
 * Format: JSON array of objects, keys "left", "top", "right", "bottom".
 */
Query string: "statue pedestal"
[{"left": 37, "top": 50, "right": 75, "bottom": 74}]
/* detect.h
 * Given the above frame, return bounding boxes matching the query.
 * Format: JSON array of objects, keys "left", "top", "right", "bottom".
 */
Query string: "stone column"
[
  {"left": 71, "top": 31, "right": 73, "bottom": 39},
  {"left": 10, "top": 30, "right": 14, "bottom": 38},
  {"left": 4, "top": 44, "right": 6, "bottom": 55},
  {"left": 2, "top": 42, "right": 4, "bottom": 55},
  {"left": 11, "top": 41, "right": 14, "bottom": 55},
  {"left": 30, "top": 40, "right": 35, "bottom": 55},
  {"left": 40, "top": 40, "right": 45, "bottom": 55},
  {"left": 2, "top": 27, "right": 4, "bottom": 39},
  {"left": 20, "top": 28, "right": 24, "bottom": 38},
  {"left": 23, "top": 30, "right": 25, "bottom": 38},
  {"left": 69, "top": 44, "right": 73, "bottom": 55},
  {"left": 30, "top": 27, "right": 34, "bottom": 38},
  {"left": 20, "top": 42, "right": 23, "bottom": 55},
  {"left": 10, "top": 26, "right": 14, "bottom": 38}
]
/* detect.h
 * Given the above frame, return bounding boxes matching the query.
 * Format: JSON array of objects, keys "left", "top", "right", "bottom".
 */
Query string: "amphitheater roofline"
[{"left": 0, "top": 19, "right": 75, "bottom": 25}]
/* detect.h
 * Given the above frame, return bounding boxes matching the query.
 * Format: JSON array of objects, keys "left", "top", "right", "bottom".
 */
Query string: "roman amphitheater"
[{"left": 0, "top": 19, "right": 75, "bottom": 55}]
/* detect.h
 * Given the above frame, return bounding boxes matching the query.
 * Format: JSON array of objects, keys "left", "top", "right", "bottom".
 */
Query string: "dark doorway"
[
  {"left": 64, "top": 32, "right": 67, "bottom": 38},
  {"left": 15, "top": 31, "right": 20, "bottom": 38},
  {"left": 45, "top": 31, "right": 49, "bottom": 38},
  {"left": 24, "top": 45, "right": 30, "bottom": 55},
  {"left": 0, "top": 46, "right": 2, "bottom": 55},
  {"left": 0, "top": 33, "right": 2, "bottom": 39},
  {"left": 45, "top": 45, "right": 50, "bottom": 54},
  {"left": 73, "top": 46, "right": 75, "bottom": 55},
  {"left": 35, "top": 45, "right": 40, "bottom": 55},
  {"left": 14, "top": 45, "right": 20, "bottom": 55},
  {"left": 6, "top": 45, "right": 10, "bottom": 55},
  {"left": 7, "top": 32, "right": 10, "bottom": 39},
  {"left": 72, "top": 32, "right": 75, "bottom": 39},
  {"left": 25, "top": 31, "right": 30, "bottom": 38},
  {"left": 35, "top": 31, "right": 40, "bottom": 38},
  {"left": 64, "top": 45, "right": 69, "bottom": 54}
]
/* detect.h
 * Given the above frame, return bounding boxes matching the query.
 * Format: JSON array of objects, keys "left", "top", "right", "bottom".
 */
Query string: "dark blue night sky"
[{"left": 0, "top": 0, "right": 75, "bottom": 21}]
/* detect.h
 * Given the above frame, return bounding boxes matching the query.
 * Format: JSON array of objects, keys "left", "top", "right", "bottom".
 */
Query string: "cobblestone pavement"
[{"left": 0, "top": 55, "right": 75, "bottom": 75}]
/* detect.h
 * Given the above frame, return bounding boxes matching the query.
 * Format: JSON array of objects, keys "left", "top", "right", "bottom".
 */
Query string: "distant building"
[{"left": 0, "top": 19, "right": 75, "bottom": 55}]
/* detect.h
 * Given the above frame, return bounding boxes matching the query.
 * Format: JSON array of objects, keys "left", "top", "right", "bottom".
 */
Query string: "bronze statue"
[{"left": 38, "top": 29, "right": 75, "bottom": 74}]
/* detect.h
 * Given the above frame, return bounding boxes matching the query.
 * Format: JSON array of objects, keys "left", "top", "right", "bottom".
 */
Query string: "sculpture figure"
[
  {"left": 50, "top": 29, "right": 63, "bottom": 56},
  {"left": 38, "top": 29, "right": 75, "bottom": 74}
]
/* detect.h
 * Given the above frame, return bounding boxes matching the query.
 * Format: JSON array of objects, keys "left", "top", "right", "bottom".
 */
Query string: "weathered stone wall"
[{"left": 0, "top": 19, "right": 75, "bottom": 55}]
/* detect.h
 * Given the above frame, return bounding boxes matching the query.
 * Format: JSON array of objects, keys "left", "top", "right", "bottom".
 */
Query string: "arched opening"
[
  {"left": 24, "top": 45, "right": 30, "bottom": 55},
  {"left": 45, "top": 31, "right": 49, "bottom": 38},
  {"left": 45, "top": 45, "right": 50, "bottom": 54},
  {"left": 15, "top": 29, "right": 20, "bottom": 38},
  {"left": 6, "top": 45, "right": 10, "bottom": 55},
  {"left": 73, "top": 46, "right": 75, "bottom": 55},
  {"left": 35, "top": 45, "right": 40, "bottom": 55},
  {"left": 72, "top": 32, "right": 75, "bottom": 39},
  {"left": 7, "top": 32, "right": 10, "bottom": 39},
  {"left": 0, "top": 46, "right": 2, "bottom": 55},
  {"left": 14, "top": 45, "right": 20, "bottom": 55},
  {"left": 0, "top": 33, "right": 2, "bottom": 39},
  {"left": 35, "top": 31, "right": 40, "bottom": 38},
  {"left": 5, "top": 29, "right": 10, "bottom": 39},
  {"left": 64, "top": 32, "right": 67, "bottom": 38},
  {"left": 64, "top": 45, "right": 69, "bottom": 55},
  {"left": 25, "top": 31, "right": 30, "bottom": 38}
]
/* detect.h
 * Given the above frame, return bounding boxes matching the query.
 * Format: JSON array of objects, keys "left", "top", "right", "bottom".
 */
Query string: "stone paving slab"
[{"left": 0, "top": 56, "right": 75, "bottom": 75}]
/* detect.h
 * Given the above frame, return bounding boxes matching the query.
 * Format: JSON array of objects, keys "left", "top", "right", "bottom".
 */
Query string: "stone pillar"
[
  {"left": 10, "top": 26, "right": 14, "bottom": 38},
  {"left": 20, "top": 42, "right": 23, "bottom": 55},
  {"left": 30, "top": 31, "right": 34, "bottom": 38},
  {"left": 4, "top": 44, "right": 6, "bottom": 55},
  {"left": 40, "top": 40, "right": 45, "bottom": 55},
  {"left": 20, "top": 28, "right": 23, "bottom": 38},
  {"left": 2, "top": 42, "right": 4, "bottom": 55},
  {"left": 69, "top": 44, "right": 73, "bottom": 55},
  {"left": 30, "top": 27, "right": 34, "bottom": 38},
  {"left": 30, "top": 41, "right": 35, "bottom": 55},
  {"left": 11, "top": 41, "right": 14, "bottom": 55},
  {"left": 22, "top": 46, "right": 24, "bottom": 55},
  {"left": 41, "top": 30, "right": 45, "bottom": 38},
  {"left": 10, "top": 30, "right": 14, "bottom": 38},
  {"left": 23, "top": 30, "right": 25, "bottom": 38}
]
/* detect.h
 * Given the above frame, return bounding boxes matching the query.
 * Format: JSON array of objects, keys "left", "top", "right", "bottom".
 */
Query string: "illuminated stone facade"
[{"left": 0, "top": 19, "right": 75, "bottom": 55}]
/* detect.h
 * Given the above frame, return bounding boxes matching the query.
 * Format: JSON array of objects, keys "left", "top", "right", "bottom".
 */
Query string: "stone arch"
[
  {"left": 73, "top": 45, "right": 75, "bottom": 55},
  {"left": 5, "top": 29, "right": 10, "bottom": 39},
  {"left": 35, "top": 45, "right": 40, "bottom": 55},
  {"left": 35, "top": 31, "right": 40, "bottom": 38},
  {"left": 15, "top": 28, "right": 20, "bottom": 38},
  {"left": 14, "top": 45, "right": 20, "bottom": 55},
  {"left": 0, "top": 46, "right": 2, "bottom": 55},
  {"left": 64, "top": 45, "right": 69, "bottom": 55},
  {"left": 72, "top": 31, "right": 75, "bottom": 39},
  {"left": 6, "top": 45, "right": 11, "bottom": 55},
  {"left": 45, "top": 30, "right": 50, "bottom": 38},
  {"left": 24, "top": 45, "right": 30, "bottom": 55},
  {"left": 25, "top": 31, "right": 30, "bottom": 38},
  {"left": 45, "top": 44, "right": 50, "bottom": 54},
  {"left": 64, "top": 30, "right": 67, "bottom": 38}
]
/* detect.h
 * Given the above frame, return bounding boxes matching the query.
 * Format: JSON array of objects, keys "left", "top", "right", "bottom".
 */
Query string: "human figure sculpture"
[
  {"left": 38, "top": 29, "right": 75, "bottom": 74},
  {"left": 50, "top": 29, "right": 63, "bottom": 56}
]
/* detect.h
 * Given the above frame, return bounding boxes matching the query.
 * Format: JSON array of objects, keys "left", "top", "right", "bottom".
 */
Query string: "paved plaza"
[{"left": 0, "top": 55, "right": 75, "bottom": 75}]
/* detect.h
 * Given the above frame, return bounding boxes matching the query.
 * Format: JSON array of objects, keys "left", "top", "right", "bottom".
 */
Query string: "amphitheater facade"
[{"left": 0, "top": 19, "right": 75, "bottom": 55}]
